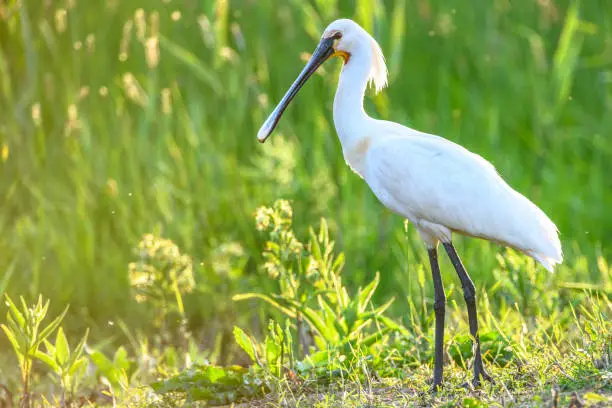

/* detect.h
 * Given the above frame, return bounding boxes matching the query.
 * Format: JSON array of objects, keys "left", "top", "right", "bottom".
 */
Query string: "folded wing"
[{"left": 364, "top": 126, "right": 562, "bottom": 270}]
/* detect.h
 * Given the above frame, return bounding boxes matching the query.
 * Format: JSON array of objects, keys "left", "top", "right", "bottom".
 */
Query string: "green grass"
[{"left": 0, "top": 0, "right": 611, "bottom": 406}]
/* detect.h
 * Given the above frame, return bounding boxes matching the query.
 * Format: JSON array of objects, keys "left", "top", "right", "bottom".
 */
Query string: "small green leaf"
[
  {"left": 332, "top": 253, "right": 345, "bottom": 274},
  {"left": 43, "top": 338, "right": 56, "bottom": 355},
  {"left": 35, "top": 350, "right": 59, "bottom": 371},
  {"left": 265, "top": 325, "right": 282, "bottom": 376},
  {"left": 1, "top": 323, "right": 23, "bottom": 355},
  {"left": 113, "top": 346, "right": 130, "bottom": 370},
  {"left": 6, "top": 314, "right": 25, "bottom": 344},
  {"left": 342, "top": 299, "right": 360, "bottom": 332},
  {"left": 68, "top": 357, "right": 88, "bottom": 376},
  {"left": 20, "top": 296, "right": 32, "bottom": 321},
  {"left": 232, "top": 293, "right": 296, "bottom": 318},
  {"left": 378, "top": 316, "right": 410, "bottom": 337},
  {"left": 357, "top": 328, "right": 391, "bottom": 348},
  {"left": 89, "top": 350, "right": 113, "bottom": 373},
  {"left": 309, "top": 228, "right": 322, "bottom": 261},
  {"left": 284, "top": 319, "right": 294, "bottom": 370},
  {"left": 4, "top": 295, "right": 25, "bottom": 328},
  {"left": 357, "top": 272, "right": 380, "bottom": 313},
  {"left": 370, "top": 297, "right": 395, "bottom": 318},
  {"left": 37, "top": 305, "right": 69, "bottom": 347},
  {"left": 55, "top": 327, "right": 70, "bottom": 365},
  {"left": 233, "top": 327, "right": 259, "bottom": 365},
  {"left": 297, "top": 349, "right": 329, "bottom": 371},
  {"left": 284, "top": 299, "right": 330, "bottom": 342},
  {"left": 69, "top": 328, "right": 89, "bottom": 366},
  {"left": 318, "top": 298, "right": 343, "bottom": 341},
  {"left": 40, "top": 298, "right": 50, "bottom": 321},
  {"left": 91, "top": 348, "right": 128, "bottom": 389}
]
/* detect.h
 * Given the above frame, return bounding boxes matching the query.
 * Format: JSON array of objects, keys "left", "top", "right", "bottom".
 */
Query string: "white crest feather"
[{"left": 368, "top": 37, "right": 388, "bottom": 93}]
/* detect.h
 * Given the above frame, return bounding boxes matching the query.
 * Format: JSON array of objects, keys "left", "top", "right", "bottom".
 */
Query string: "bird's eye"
[{"left": 333, "top": 32, "right": 343, "bottom": 40}]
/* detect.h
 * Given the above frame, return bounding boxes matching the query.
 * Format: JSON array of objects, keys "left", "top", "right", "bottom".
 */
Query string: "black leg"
[
  {"left": 443, "top": 242, "right": 493, "bottom": 387},
  {"left": 428, "top": 247, "right": 446, "bottom": 391}
]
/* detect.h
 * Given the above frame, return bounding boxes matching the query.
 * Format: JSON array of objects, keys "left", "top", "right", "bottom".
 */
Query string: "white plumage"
[
  {"left": 325, "top": 19, "right": 562, "bottom": 271},
  {"left": 257, "top": 18, "right": 563, "bottom": 388},
  {"left": 350, "top": 124, "right": 562, "bottom": 271}
]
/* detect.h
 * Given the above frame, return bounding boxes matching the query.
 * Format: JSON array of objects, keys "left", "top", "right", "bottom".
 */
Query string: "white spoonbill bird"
[{"left": 257, "top": 19, "right": 562, "bottom": 389}]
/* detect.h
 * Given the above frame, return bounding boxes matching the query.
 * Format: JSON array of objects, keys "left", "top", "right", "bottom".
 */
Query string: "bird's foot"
[
  {"left": 471, "top": 368, "right": 494, "bottom": 388},
  {"left": 428, "top": 374, "right": 444, "bottom": 394},
  {"left": 459, "top": 365, "right": 494, "bottom": 390},
  {"left": 429, "top": 381, "right": 443, "bottom": 394},
  {"left": 460, "top": 381, "right": 473, "bottom": 390}
]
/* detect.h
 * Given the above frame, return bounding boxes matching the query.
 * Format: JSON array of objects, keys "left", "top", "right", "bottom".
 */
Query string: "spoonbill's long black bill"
[{"left": 257, "top": 37, "right": 335, "bottom": 143}]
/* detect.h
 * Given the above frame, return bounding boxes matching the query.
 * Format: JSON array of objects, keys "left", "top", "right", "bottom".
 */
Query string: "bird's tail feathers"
[
  {"left": 529, "top": 251, "right": 562, "bottom": 273},
  {"left": 527, "top": 213, "right": 563, "bottom": 272}
]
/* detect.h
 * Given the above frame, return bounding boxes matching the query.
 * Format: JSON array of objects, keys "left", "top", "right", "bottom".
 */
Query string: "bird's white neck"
[{"left": 333, "top": 48, "right": 373, "bottom": 149}]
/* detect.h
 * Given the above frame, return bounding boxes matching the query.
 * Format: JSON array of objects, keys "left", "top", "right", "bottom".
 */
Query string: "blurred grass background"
[{"left": 0, "top": 0, "right": 610, "bottom": 356}]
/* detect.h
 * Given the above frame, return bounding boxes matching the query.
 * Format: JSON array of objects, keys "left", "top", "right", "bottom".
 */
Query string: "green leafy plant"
[
  {"left": 150, "top": 321, "right": 289, "bottom": 405},
  {"left": 234, "top": 320, "right": 292, "bottom": 378},
  {"left": 235, "top": 200, "right": 407, "bottom": 373},
  {"left": 129, "top": 233, "right": 195, "bottom": 314},
  {"left": 37, "top": 327, "right": 89, "bottom": 405},
  {"left": 89, "top": 346, "right": 132, "bottom": 396},
  {"left": 128, "top": 233, "right": 195, "bottom": 342},
  {"left": 448, "top": 331, "right": 516, "bottom": 369},
  {"left": 0, "top": 295, "right": 68, "bottom": 407},
  {"left": 150, "top": 202, "right": 409, "bottom": 405},
  {"left": 151, "top": 363, "right": 266, "bottom": 405}
]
